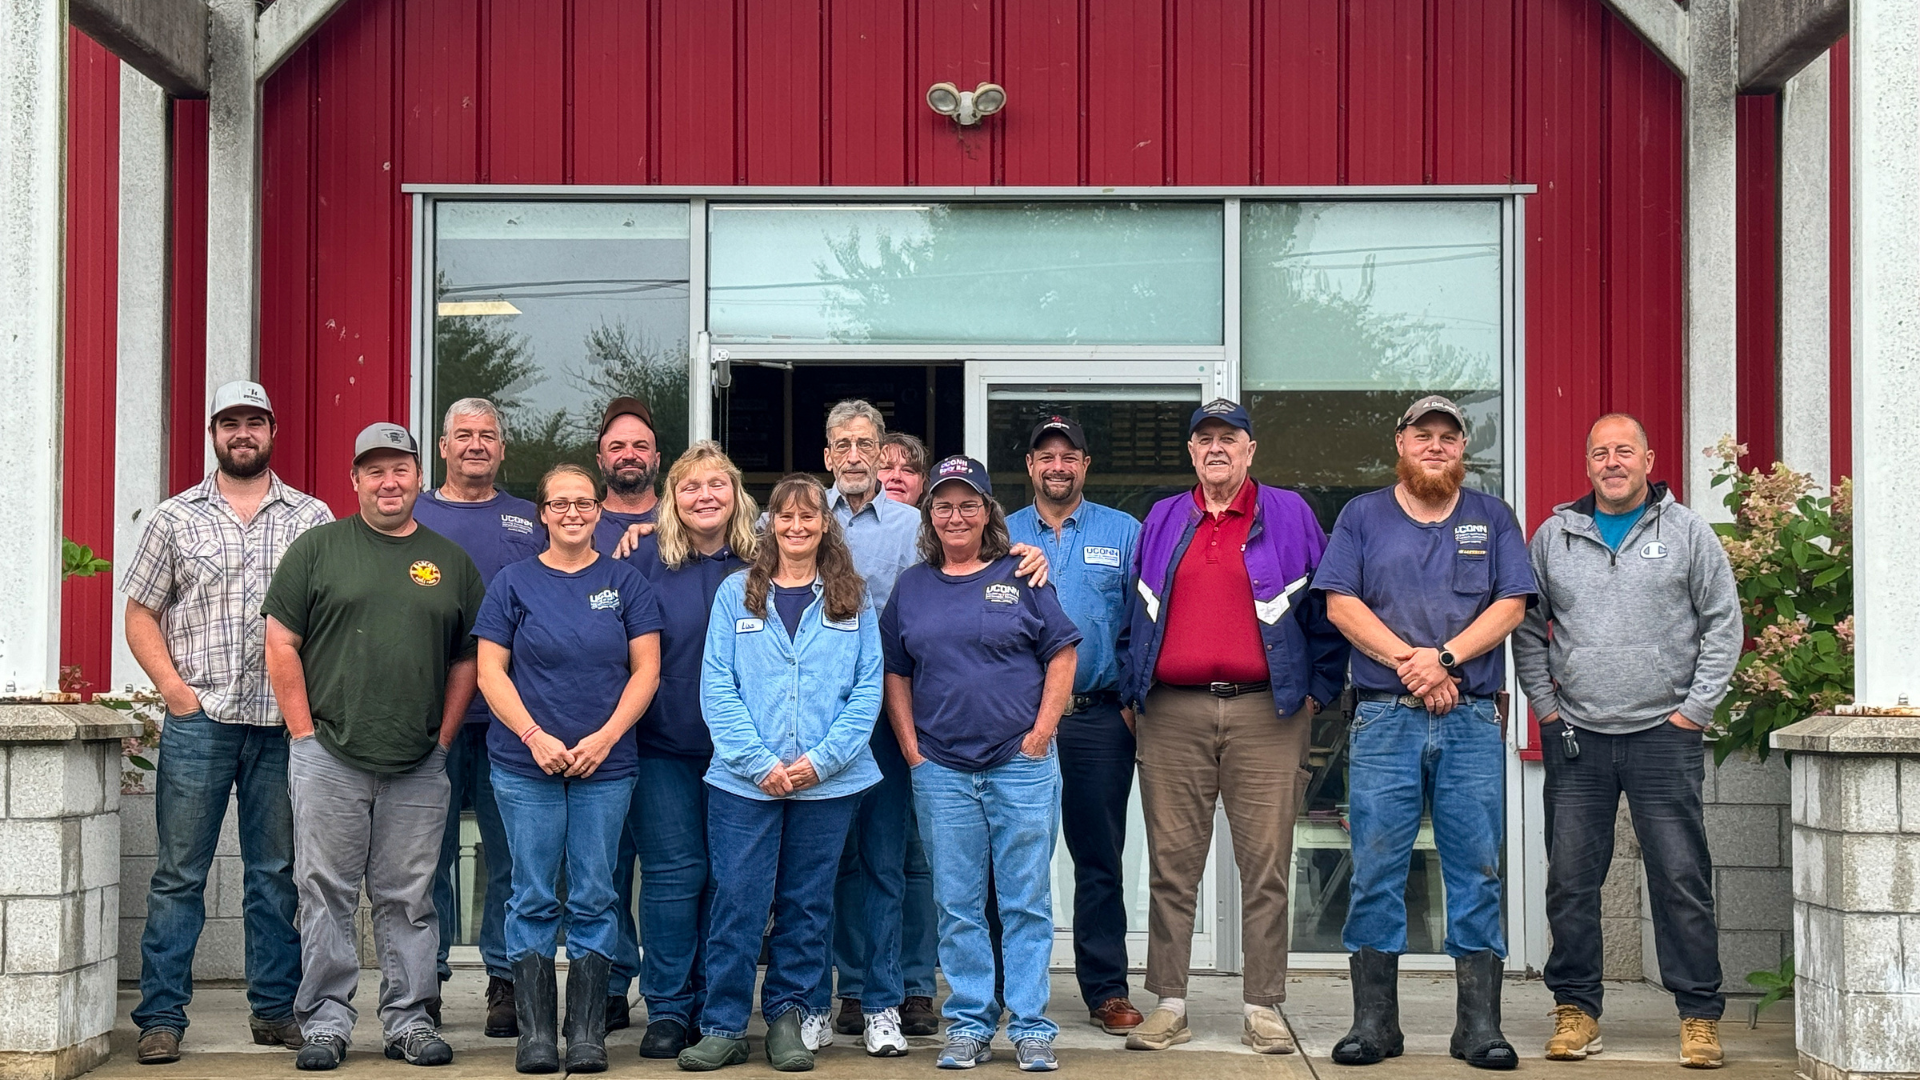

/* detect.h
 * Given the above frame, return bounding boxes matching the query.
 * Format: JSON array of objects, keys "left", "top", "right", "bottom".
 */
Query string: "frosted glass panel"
[
  {"left": 1240, "top": 201, "right": 1502, "bottom": 391},
  {"left": 708, "top": 203, "right": 1224, "bottom": 345}
]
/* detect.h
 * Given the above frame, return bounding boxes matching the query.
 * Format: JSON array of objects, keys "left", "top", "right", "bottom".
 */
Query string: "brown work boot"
[
  {"left": 1680, "top": 1018, "right": 1723, "bottom": 1069},
  {"left": 249, "top": 1014, "right": 304, "bottom": 1050},
  {"left": 1090, "top": 997, "right": 1145, "bottom": 1034},
  {"left": 1544, "top": 1004, "right": 1601, "bottom": 1060},
  {"left": 834, "top": 997, "right": 864, "bottom": 1036},
  {"left": 1123, "top": 1008, "right": 1191, "bottom": 1051},
  {"left": 901, "top": 996, "right": 939, "bottom": 1037},
  {"left": 485, "top": 975, "right": 518, "bottom": 1037},
  {"left": 137, "top": 1029, "right": 181, "bottom": 1065}
]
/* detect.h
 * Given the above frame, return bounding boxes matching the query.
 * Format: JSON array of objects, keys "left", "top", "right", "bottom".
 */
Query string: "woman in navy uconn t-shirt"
[{"left": 880, "top": 457, "right": 1080, "bottom": 1072}]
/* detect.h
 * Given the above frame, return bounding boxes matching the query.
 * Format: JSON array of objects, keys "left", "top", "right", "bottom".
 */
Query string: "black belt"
[
  {"left": 1067, "top": 690, "right": 1120, "bottom": 715},
  {"left": 1357, "top": 689, "right": 1487, "bottom": 709},
  {"left": 1166, "top": 680, "right": 1271, "bottom": 699}
]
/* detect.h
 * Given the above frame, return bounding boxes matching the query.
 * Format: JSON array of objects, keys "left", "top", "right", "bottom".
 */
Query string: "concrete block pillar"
[{"left": 0, "top": 705, "right": 144, "bottom": 1080}]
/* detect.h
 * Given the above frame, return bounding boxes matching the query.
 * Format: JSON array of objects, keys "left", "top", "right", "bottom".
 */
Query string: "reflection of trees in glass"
[
  {"left": 566, "top": 321, "right": 689, "bottom": 466},
  {"left": 815, "top": 204, "right": 1220, "bottom": 344},
  {"left": 1242, "top": 203, "right": 1499, "bottom": 390}
]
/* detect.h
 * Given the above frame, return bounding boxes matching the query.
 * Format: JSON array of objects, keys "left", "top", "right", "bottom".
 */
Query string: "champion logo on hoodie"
[{"left": 1641, "top": 541, "right": 1669, "bottom": 559}]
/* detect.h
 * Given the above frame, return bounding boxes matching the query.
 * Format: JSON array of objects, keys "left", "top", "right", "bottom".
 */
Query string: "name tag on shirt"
[
  {"left": 736, "top": 618, "right": 764, "bottom": 633},
  {"left": 1082, "top": 546, "right": 1122, "bottom": 568},
  {"left": 824, "top": 616, "right": 859, "bottom": 632}
]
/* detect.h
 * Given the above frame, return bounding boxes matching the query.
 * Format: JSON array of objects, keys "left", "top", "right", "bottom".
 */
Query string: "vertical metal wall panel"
[
  {"left": 1171, "top": 0, "right": 1252, "bottom": 185},
  {"left": 1000, "top": 0, "right": 1079, "bottom": 185},
  {"left": 1600, "top": 11, "right": 1685, "bottom": 498},
  {"left": 658, "top": 0, "right": 737, "bottom": 184},
  {"left": 1433, "top": 0, "right": 1516, "bottom": 183},
  {"left": 62, "top": 30, "right": 121, "bottom": 696},
  {"left": 1257, "top": 0, "right": 1339, "bottom": 185},
  {"left": 260, "top": 49, "right": 320, "bottom": 493},
  {"left": 485, "top": 0, "right": 565, "bottom": 184},
  {"left": 1346, "top": 0, "right": 1426, "bottom": 184},
  {"left": 743, "top": 0, "right": 825, "bottom": 185},
  {"left": 1736, "top": 93, "right": 1781, "bottom": 473},
  {"left": 402, "top": 0, "right": 481, "bottom": 184},
  {"left": 1829, "top": 37, "right": 1851, "bottom": 480},
  {"left": 1084, "top": 0, "right": 1164, "bottom": 185},
  {"left": 570, "top": 0, "right": 653, "bottom": 184},
  {"left": 168, "top": 99, "right": 210, "bottom": 496},
  {"left": 912, "top": 0, "right": 994, "bottom": 186},
  {"left": 826, "top": 0, "right": 909, "bottom": 185}
]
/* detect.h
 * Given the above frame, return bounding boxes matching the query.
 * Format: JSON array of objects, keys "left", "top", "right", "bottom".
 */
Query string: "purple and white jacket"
[{"left": 1122, "top": 482, "right": 1349, "bottom": 716}]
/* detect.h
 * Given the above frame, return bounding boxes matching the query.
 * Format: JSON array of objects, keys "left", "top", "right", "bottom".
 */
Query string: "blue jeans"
[
  {"left": 814, "top": 729, "right": 910, "bottom": 1014},
  {"left": 132, "top": 711, "right": 300, "bottom": 1035},
  {"left": 912, "top": 749, "right": 1061, "bottom": 1043},
  {"left": 1342, "top": 697, "right": 1507, "bottom": 958},
  {"left": 609, "top": 755, "right": 711, "bottom": 1019},
  {"left": 701, "top": 788, "right": 859, "bottom": 1039},
  {"left": 434, "top": 723, "right": 511, "bottom": 980},
  {"left": 492, "top": 769, "right": 636, "bottom": 962},
  {"left": 1055, "top": 700, "right": 1135, "bottom": 1006}
]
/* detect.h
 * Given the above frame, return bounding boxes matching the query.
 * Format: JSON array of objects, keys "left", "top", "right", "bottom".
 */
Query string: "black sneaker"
[
  {"left": 639, "top": 1017, "right": 690, "bottom": 1059},
  {"left": 384, "top": 1026, "right": 453, "bottom": 1066},
  {"left": 295, "top": 1033, "right": 346, "bottom": 1071},
  {"left": 901, "top": 996, "right": 939, "bottom": 1037}
]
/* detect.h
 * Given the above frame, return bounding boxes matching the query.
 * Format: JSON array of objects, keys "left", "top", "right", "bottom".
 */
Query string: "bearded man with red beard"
[{"left": 1310, "top": 395, "right": 1538, "bottom": 1070}]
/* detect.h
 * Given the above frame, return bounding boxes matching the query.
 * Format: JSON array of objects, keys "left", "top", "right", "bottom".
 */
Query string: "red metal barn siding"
[
  {"left": 169, "top": 100, "right": 209, "bottom": 495},
  {"left": 1736, "top": 94, "right": 1780, "bottom": 474},
  {"left": 1830, "top": 38, "right": 1851, "bottom": 481},
  {"left": 62, "top": 31, "right": 121, "bottom": 695}
]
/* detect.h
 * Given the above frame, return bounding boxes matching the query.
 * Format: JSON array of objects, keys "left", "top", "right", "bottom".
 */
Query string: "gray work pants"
[{"left": 288, "top": 735, "right": 450, "bottom": 1045}]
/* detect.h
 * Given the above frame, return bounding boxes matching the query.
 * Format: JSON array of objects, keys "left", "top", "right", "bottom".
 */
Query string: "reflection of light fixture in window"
[{"left": 437, "top": 300, "right": 523, "bottom": 317}]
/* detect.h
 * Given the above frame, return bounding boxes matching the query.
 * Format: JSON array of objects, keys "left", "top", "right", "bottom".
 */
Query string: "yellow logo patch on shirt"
[{"left": 409, "top": 560, "right": 442, "bottom": 587}]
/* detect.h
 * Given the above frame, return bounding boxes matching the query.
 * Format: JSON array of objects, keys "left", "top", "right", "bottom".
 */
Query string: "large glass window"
[
  {"left": 707, "top": 203, "right": 1224, "bottom": 346},
  {"left": 432, "top": 201, "right": 692, "bottom": 498}
]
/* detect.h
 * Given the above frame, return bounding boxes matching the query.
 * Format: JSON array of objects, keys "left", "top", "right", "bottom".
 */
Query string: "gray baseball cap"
[
  {"left": 1396, "top": 394, "right": 1468, "bottom": 432},
  {"left": 209, "top": 380, "right": 274, "bottom": 420},
  {"left": 353, "top": 422, "right": 419, "bottom": 463}
]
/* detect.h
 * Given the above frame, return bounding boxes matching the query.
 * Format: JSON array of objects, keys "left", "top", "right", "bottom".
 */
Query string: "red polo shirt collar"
[{"left": 1191, "top": 476, "right": 1258, "bottom": 519}]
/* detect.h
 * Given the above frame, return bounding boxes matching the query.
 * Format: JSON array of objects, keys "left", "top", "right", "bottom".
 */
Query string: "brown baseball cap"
[
  {"left": 599, "top": 396, "right": 656, "bottom": 440},
  {"left": 1396, "top": 394, "right": 1468, "bottom": 433}
]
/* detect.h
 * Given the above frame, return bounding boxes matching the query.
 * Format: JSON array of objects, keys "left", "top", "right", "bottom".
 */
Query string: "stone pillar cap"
[
  {"left": 1771, "top": 712, "right": 1920, "bottom": 755},
  {"left": 0, "top": 702, "right": 143, "bottom": 743}
]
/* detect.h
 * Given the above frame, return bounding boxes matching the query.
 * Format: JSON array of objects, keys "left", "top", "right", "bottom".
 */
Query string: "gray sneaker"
[
  {"left": 937, "top": 1034, "right": 993, "bottom": 1070},
  {"left": 383, "top": 1025, "right": 453, "bottom": 1066},
  {"left": 1016, "top": 1038, "right": 1059, "bottom": 1072}
]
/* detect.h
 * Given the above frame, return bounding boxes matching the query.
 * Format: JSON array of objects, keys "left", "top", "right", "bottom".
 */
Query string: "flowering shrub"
[{"left": 1707, "top": 436, "right": 1853, "bottom": 763}]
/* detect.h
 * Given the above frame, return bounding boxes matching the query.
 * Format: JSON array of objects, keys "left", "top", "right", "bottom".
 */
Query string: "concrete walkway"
[{"left": 91, "top": 971, "right": 1795, "bottom": 1079}]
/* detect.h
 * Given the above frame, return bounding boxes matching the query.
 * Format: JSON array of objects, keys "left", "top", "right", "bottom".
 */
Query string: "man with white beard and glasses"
[{"left": 1312, "top": 395, "right": 1537, "bottom": 1070}]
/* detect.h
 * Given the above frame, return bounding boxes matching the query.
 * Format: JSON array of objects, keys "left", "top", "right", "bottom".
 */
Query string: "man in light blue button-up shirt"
[{"left": 1005, "top": 414, "right": 1146, "bottom": 1035}]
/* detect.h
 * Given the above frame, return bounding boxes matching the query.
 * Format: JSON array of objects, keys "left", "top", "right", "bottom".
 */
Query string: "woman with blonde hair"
[{"left": 608, "top": 442, "right": 760, "bottom": 1059}]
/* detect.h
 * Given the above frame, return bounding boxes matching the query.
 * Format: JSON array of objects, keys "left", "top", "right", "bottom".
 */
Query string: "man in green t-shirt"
[{"left": 264, "top": 423, "right": 485, "bottom": 1071}]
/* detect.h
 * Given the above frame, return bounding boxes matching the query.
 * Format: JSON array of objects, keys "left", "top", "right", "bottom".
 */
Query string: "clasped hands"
[
  {"left": 525, "top": 727, "right": 619, "bottom": 779},
  {"left": 1394, "top": 646, "right": 1461, "bottom": 715},
  {"left": 759, "top": 756, "right": 822, "bottom": 797}
]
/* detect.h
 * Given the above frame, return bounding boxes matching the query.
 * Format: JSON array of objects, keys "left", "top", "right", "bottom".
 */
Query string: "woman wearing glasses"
[
  {"left": 678, "top": 474, "right": 883, "bottom": 1073},
  {"left": 880, "top": 457, "right": 1081, "bottom": 1073},
  {"left": 608, "top": 442, "right": 759, "bottom": 1059},
  {"left": 475, "top": 463, "right": 664, "bottom": 1074}
]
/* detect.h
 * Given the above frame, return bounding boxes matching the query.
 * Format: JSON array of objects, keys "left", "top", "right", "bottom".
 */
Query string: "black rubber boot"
[
  {"left": 513, "top": 955, "right": 560, "bottom": 1074},
  {"left": 564, "top": 952, "right": 612, "bottom": 1073},
  {"left": 1331, "top": 948, "right": 1404, "bottom": 1065},
  {"left": 1449, "top": 949, "right": 1517, "bottom": 1070}
]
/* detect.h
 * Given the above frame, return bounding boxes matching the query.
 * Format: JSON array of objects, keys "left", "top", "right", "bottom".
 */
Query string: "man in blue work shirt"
[
  {"left": 411, "top": 397, "right": 546, "bottom": 1039},
  {"left": 1006, "top": 415, "right": 1146, "bottom": 1037}
]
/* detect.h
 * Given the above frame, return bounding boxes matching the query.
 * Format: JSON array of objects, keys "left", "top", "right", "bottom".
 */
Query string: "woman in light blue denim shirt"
[{"left": 683, "top": 475, "right": 883, "bottom": 1073}]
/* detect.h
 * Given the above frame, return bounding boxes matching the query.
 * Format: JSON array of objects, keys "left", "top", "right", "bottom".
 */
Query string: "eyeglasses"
[
  {"left": 543, "top": 498, "right": 600, "bottom": 514},
  {"left": 931, "top": 502, "right": 986, "bottom": 520},
  {"left": 829, "top": 437, "right": 880, "bottom": 455}
]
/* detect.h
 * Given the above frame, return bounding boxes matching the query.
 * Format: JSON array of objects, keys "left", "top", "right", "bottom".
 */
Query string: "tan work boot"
[
  {"left": 1679, "top": 1018, "right": 1723, "bottom": 1069},
  {"left": 1123, "top": 1008, "right": 1191, "bottom": 1051},
  {"left": 1544, "top": 1004, "right": 1601, "bottom": 1060}
]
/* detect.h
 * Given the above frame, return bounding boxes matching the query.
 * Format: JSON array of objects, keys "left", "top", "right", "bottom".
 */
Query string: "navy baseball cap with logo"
[
  {"left": 353, "top": 422, "right": 420, "bottom": 464},
  {"left": 1027, "top": 414, "right": 1088, "bottom": 451},
  {"left": 928, "top": 455, "right": 993, "bottom": 497},
  {"left": 1188, "top": 397, "right": 1253, "bottom": 437}
]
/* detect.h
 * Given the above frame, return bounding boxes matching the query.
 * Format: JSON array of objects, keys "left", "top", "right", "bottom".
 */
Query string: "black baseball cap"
[
  {"left": 928, "top": 455, "right": 993, "bottom": 497},
  {"left": 1027, "top": 414, "right": 1088, "bottom": 451},
  {"left": 1189, "top": 397, "right": 1253, "bottom": 437}
]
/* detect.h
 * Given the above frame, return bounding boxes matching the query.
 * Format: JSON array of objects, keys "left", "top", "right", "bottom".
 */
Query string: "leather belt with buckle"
[
  {"left": 1357, "top": 689, "right": 1483, "bottom": 709},
  {"left": 1068, "top": 690, "right": 1120, "bottom": 714},
  {"left": 1168, "top": 680, "right": 1271, "bottom": 699}
]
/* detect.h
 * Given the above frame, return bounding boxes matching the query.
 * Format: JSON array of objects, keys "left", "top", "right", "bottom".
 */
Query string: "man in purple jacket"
[{"left": 1120, "top": 399, "right": 1347, "bottom": 1056}]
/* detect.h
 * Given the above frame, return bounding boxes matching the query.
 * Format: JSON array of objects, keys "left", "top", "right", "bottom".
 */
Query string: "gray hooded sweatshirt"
[{"left": 1511, "top": 482, "right": 1742, "bottom": 734}]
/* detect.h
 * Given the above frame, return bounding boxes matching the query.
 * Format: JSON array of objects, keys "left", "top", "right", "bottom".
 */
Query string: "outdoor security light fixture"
[{"left": 927, "top": 81, "right": 1006, "bottom": 126}]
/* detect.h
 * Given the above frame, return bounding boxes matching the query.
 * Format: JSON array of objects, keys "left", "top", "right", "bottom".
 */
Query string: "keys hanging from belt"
[{"left": 1559, "top": 723, "right": 1580, "bottom": 760}]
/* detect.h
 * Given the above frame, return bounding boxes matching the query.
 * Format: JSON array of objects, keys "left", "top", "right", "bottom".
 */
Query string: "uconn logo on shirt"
[
  {"left": 588, "top": 588, "right": 621, "bottom": 611},
  {"left": 500, "top": 514, "right": 535, "bottom": 535}
]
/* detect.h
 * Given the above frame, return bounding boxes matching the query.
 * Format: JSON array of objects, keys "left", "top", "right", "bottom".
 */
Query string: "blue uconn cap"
[
  {"left": 929, "top": 455, "right": 992, "bottom": 497},
  {"left": 1188, "top": 397, "right": 1253, "bottom": 436}
]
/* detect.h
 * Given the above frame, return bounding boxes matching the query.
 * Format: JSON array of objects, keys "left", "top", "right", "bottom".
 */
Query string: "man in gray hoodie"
[{"left": 1512, "top": 413, "right": 1742, "bottom": 1068}]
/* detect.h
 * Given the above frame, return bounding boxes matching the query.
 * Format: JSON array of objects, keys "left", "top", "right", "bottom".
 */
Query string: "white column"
[
  {"left": 1777, "top": 54, "right": 1832, "bottom": 489},
  {"left": 112, "top": 64, "right": 170, "bottom": 695},
  {"left": 0, "top": 0, "right": 66, "bottom": 700},
  {"left": 1851, "top": 0, "right": 1920, "bottom": 710},
  {"left": 203, "top": 0, "right": 259, "bottom": 452},
  {"left": 1681, "top": 0, "right": 1741, "bottom": 519}
]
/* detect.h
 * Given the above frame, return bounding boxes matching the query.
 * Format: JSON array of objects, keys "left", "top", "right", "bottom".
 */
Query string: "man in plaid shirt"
[{"left": 121, "top": 381, "right": 333, "bottom": 1065}]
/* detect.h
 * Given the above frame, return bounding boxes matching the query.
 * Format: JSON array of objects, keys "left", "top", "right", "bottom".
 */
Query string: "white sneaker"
[
  {"left": 800, "top": 1011, "right": 834, "bottom": 1051},
  {"left": 865, "top": 1007, "right": 910, "bottom": 1057}
]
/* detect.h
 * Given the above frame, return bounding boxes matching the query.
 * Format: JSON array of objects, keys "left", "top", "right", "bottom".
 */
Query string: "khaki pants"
[{"left": 1137, "top": 684, "right": 1311, "bottom": 1005}]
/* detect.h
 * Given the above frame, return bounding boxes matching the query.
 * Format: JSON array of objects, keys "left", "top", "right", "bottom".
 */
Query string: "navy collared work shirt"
[{"left": 1007, "top": 498, "right": 1140, "bottom": 695}]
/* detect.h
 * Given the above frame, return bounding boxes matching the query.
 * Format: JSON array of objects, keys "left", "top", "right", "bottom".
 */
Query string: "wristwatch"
[{"left": 1438, "top": 647, "right": 1460, "bottom": 676}]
